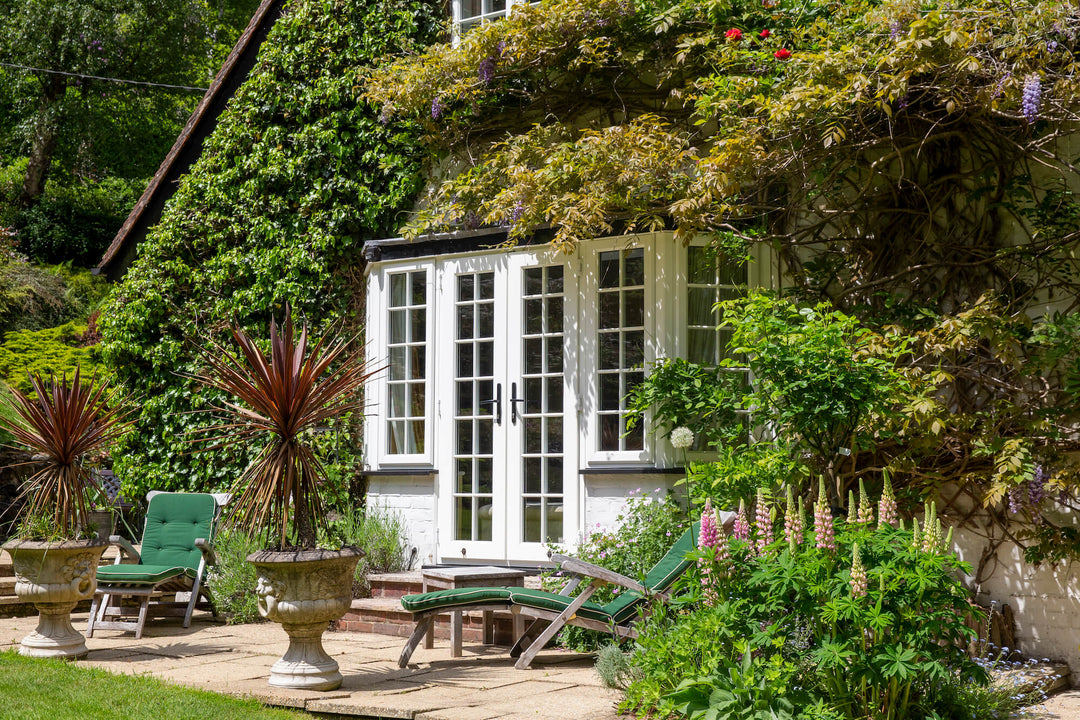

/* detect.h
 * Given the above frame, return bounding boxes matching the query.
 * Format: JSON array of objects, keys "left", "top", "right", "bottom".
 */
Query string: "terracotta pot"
[
  {"left": 2, "top": 538, "right": 108, "bottom": 659},
  {"left": 247, "top": 546, "right": 363, "bottom": 690}
]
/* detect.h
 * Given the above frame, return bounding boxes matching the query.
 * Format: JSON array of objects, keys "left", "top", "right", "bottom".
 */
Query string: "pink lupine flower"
[
  {"left": 700, "top": 498, "right": 719, "bottom": 549},
  {"left": 814, "top": 479, "right": 836, "bottom": 551},
  {"left": 849, "top": 543, "right": 867, "bottom": 598},
  {"left": 878, "top": 475, "right": 897, "bottom": 528},
  {"left": 754, "top": 489, "right": 773, "bottom": 553},
  {"left": 733, "top": 499, "right": 750, "bottom": 543}
]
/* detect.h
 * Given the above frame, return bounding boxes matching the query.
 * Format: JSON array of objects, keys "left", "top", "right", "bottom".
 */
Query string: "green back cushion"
[
  {"left": 139, "top": 493, "right": 216, "bottom": 569},
  {"left": 642, "top": 522, "right": 699, "bottom": 593}
]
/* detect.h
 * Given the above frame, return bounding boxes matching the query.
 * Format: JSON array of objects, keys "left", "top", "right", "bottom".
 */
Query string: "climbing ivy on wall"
[{"left": 99, "top": 0, "right": 442, "bottom": 501}]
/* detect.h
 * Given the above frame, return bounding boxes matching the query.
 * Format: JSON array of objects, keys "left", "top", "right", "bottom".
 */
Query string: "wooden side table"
[{"left": 421, "top": 566, "right": 527, "bottom": 658}]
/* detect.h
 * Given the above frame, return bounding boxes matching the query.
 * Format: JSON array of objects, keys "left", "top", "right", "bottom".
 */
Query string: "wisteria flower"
[
  {"left": 774, "top": 48, "right": 792, "bottom": 60},
  {"left": 725, "top": 28, "right": 743, "bottom": 42},
  {"left": 430, "top": 96, "right": 447, "bottom": 120},
  {"left": 1022, "top": 73, "right": 1042, "bottom": 123}
]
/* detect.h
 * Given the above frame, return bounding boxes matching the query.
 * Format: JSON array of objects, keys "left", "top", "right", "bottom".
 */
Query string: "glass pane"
[
  {"left": 546, "top": 417, "right": 562, "bottom": 453},
  {"left": 718, "top": 257, "right": 747, "bottom": 286},
  {"left": 492, "top": 0, "right": 506, "bottom": 13},
  {"left": 545, "top": 336, "right": 562, "bottom": 373},
  {"left": 478, "top": 340, "right": 494, "bottom": 377},
  {"left": 546, "top": 377, "right": 562, "bottom": 412},
  {"left": 387, "top": 420, "right": 405, "bottom": 454},
  {"left": 525, "top": 417, "right": 541, "bottom": 453},
  {"left": 546, "top": 501, "right": 563, "bottom": 543},
  {"left": 548, "top": 463, "right": 563, "bottom": 494},
  {"left": 688, "top": 246, "right": 712, "bottom": 285},
  {"left": 478, "top": 499, "right": 492, "bottom": 541},
  {"left": 599, "top": 373, "right": 620, "bottom": 410},
  {"left": 458, "top": 304, "right": 474, "bottom": 338},
  {"left": 478, "top": 303, "right": 494, "bottom": 338},
  {"left": 624, "top": 248, "right": 644, "bottom": 285},
  {"left": 478, "top": 419, "right": 493, "bottom": 454},
  {"left": 457, "top": 460, "right": 472, "bottom": 493},
  {"left": 478, "top": 458, "right": 492, "bottom": 493},
  {"left": 410, "top": 383, "right": 425, "bottom": 416},
  {"left": 599, "top": 251, "right": 619, "bottom": 288},
  {"left": 411, "top": 309, "right": 426, "bottom": 342},
  {"left": 525, "top": 377, "right": 542, "bottom": 413},
  {"left": 624, "top": 419, "right": 644, "bottom": 451},
  {"left": 689, "top": 287, "right": 716, "bottom": 326},
  {"left": 547, "top": 296, "right": 563, "bottom": 333},
  {"left": 461, "top": 0, "right": 483, "bottom": 19},
  {"left": 599, "top": 332, "right": 619, "bottom": 370},
  {"left": 545, "top": 457, "right": 562, "bottom": 491},
  {"left": 523, "top": 499, "right": 541, "bottom": 543},
  {"left": 478, "top": 379, "right": 493, "bottom": 415},
  {"left": 389, "top": 309, "right": 406, "bottom": 344},
  {"left": 623, "top": 289, "right": 644, "bottom": 327},
  {"left": 547, "top": 265, "right": 563, "bottom": 293},
  {"left": 410, "top": 346, "right": 425, "bottom": 379},
  {"left": 457, "top": 381, "right": 473, "bottom": 414},
  {"left": 624, "top": 331, "right": 644, "bottom": 367},
  {"left": 390, "top": 273, "right": 407, "bottom": 307},
  {"left": 525, "top": 299, "right": 543, "bottom": 334},
  {"left": 478, "top": 272, "right": 494, "bottom": 300},
  {"left": 456, "top": 497, "right": 473, "bottom": 541},
  {"left": 458, "top": 274, "right": 474, "bottom": 301},
  {"left": 525, "top": 338, "right": 543, "bottom": 374},
  {"left": 626, "top": 371, "right": 645, "bottom": 397},
  {"left": 389, "top": 384, "right": 406, "bottom": 416},
  {"left": 599, "top": 292, "right": 619, "bottom": 329},
  {"left": 408, "top": 421, "right": 424, "bottom": 453},
  {"left": 525, "top": 457, "right": 541, "bottom": 493},
  {"left": 524, "top": 267, "right": 543, "bottom": 296},
  {"left": 390, "top": 347, "right": 406, "bottom": 381},
  {"left": 456, "top": 343, "right": 473, "bottom": 377},
  {"left": 410, "top": 271, "right": 426, "bottom": 305},
  {"left": 600, "top": 414, "right": 620, "bottom": 450},
  {"left": 688, "top": 329, "right": 717, "bottom": 365},
  {"left": 457, "top": 420, "right": 473, "bottom": 454}
]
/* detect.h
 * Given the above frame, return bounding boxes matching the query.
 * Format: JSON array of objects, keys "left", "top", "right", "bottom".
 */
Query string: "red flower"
[
  {"left": 759, "top": 29, "right": 771, "bottom": 39},
  {"left": 774, "top": 48, "right": 792, "bottom": 60},
  {"left": 725, "top": 28, "right": 743, "bottom": 42}
]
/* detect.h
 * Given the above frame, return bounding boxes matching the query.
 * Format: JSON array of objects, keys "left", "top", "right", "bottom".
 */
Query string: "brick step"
[
  {"left": 0, "top": 577, "right": 14, "bottom": 594},
  {"left": 335, "top": 597, "right": 525, "bottom": 644},
  {"left": 368, "top": 570, "right": 545, "bottom": 599}
]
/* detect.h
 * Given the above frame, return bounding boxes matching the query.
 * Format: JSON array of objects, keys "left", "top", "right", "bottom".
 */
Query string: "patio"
[{"left": 0, "top": 613, "right": 624, "bottom": 719}]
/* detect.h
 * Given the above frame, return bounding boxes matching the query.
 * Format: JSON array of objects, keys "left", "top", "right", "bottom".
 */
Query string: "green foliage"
[
  {"left": 546, "top": 489, "right": 688, "bottom": 650},
  {"left": 0, "top": 323, "right": 108, "bottom": 394},
  {"left": 100, "top": 0, "right": 442, "bottom": 500},
  {"left": 328, "top": 504, "right": 414, "bottom": 597},
  {"left": 595, "top": 641, "right": 636, "bottom": 690},
  {"left": 625, "top": 518, "right": 988, "bottom": 720},
  {"left": 685, "top": 446, "right": 807, "bottom": 512},
  {"left": 205, "top": 526, "right": 266, "bottom": 624},
  {"left": 0, "top": 261, "right": 109, "bottom": 334}
]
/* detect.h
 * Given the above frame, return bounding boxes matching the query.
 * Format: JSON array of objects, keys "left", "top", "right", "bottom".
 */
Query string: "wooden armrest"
[
  {"left": 108, "top": 535, "right": 141, "bottom": 563},
  {"left": 194, "top": 538, "right": 217, "bottom": 565},
  {"left": 552, "top": 554, "right": 650, "bottom": 596}
]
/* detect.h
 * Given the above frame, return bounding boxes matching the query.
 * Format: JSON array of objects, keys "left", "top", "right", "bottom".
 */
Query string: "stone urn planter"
[
  {"left": 248, "top": 546, "right": 364, "bottom": 690},
  {"left": 2, "top": 538, "right": 108, "bottom": 659}
]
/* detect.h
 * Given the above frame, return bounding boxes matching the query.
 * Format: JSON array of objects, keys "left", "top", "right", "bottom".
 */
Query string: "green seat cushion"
[
  {"left": 97, "top": 563, "right": 197, "bottom": 585},
  {"left": 401, "top": 587, "right": 513, "bottom": 612}
]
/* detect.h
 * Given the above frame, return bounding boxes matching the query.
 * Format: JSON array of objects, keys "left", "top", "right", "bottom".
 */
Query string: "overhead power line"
[{"left": 0, "top": 61, "right": 208, "bottom": 93}]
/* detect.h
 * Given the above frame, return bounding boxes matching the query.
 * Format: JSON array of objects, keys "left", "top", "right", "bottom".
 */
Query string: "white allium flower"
[{"left": 670, "top": 426, "right": 695, "bottom": 449}]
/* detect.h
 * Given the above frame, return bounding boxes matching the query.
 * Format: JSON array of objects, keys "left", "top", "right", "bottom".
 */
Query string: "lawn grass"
[{"left": 0, "top": 650, "right": 310, "bottom": 720}]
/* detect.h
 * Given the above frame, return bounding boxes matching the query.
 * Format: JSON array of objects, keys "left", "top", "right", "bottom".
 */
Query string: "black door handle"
[
  {"left": 479, "top": 383, "right": 502, "bottom": 425},
  {"left": 509, "top": 382, "right": 526, "bottom": 425}
]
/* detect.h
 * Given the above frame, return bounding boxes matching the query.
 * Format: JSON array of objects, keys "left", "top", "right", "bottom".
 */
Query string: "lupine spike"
[
  {"left": 783, "top": 486, "right": 803, "bottom": 550},
  {"left": 700, "top": 498, "right": 719, "bottom": 549},
  {"left": 878, "top": 474, "right": 898, "bottom": 528},
  {"left": 847, "top": 490, "right": 857, "bottom": 523},
  {"left": 755, "top": 488, "right": 774, "bottom": 553},
  {"left": 733, "top": 499, "right": 750, "bottom": 543},
  {"left": 849, "top": 543, "right": 867, "bottom": 598},
  {"left": 814, "top": 478, "right": 836, "bottom": 551},
  {"left": 912, "top": 517, "right": 921, "bottom": 549},
  {"left": 942, "top": 525, "right": 954, "bottom": 553},
  {"left": 857, "top": 479, "right": 874, "bottom": 524}
]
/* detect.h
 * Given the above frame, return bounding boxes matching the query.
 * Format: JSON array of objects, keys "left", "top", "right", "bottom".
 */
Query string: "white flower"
[{"left": 670, "top": 426, "right": 694, "bottom": 449}]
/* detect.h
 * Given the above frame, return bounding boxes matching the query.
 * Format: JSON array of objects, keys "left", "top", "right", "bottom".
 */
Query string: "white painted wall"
[{"left": 366, "top": 474, "right": 438, "bottom": 566}]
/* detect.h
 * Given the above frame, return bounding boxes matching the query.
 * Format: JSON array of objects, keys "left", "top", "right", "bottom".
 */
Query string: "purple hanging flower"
[
  {"left": 430, "top": 96, "right": 447, "bottom": 120},
  {"left": 889, "top": 20, "right": 903, "bottom": 41},
  {"left": 1047, "top": 40, "right": 1059, "bottom": 53},
  {"left": 1022, "top": 74, "right": 1042, "bottom": 123},
  {"left": 478, "top": 56, "right": 496, "bottom": 85}
]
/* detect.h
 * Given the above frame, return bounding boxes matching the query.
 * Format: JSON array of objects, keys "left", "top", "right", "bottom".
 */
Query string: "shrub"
[
  {"left": 329, "top": 504, "right": 414, "bottom": 597},
  {"left": 205, "top": 527, "right": 266, "bottom": 624},
  {"left": 0, "top": 261, "right": 110, "bottom": 334},
  {"left": 624, "top": 493, "right": 989, "bottom": 720},
  {"left": 545, "top": 489, "right": 688, "bottom": 650},
  {"left": 0, "top": 322, "right": 109, "bottom": 394}
]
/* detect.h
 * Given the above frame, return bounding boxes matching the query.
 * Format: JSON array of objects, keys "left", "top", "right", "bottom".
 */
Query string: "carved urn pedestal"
[
  {"left": 247, "top": 547, "right": 364, "bottom": 690},
  {"left": 2, "top": 538, "right": 108, "bottom": 659}
]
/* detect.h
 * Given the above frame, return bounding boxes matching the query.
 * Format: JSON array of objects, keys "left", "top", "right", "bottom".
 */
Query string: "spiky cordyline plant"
[
  {"left": 192, "top": 308, "right": 373, "bottom": 550},
  {"left": 0, "top": 369, "right": 129, "bottom": 539}
]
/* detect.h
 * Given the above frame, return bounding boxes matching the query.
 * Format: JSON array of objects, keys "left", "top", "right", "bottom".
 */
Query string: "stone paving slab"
[{"left": 0, "top": 612, "right": 624, "bottom": 719}]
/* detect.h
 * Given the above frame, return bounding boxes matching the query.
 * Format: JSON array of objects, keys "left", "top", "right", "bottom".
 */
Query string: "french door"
[{"left": 436, "top": 250, "right": 578, "bottom": 563}]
